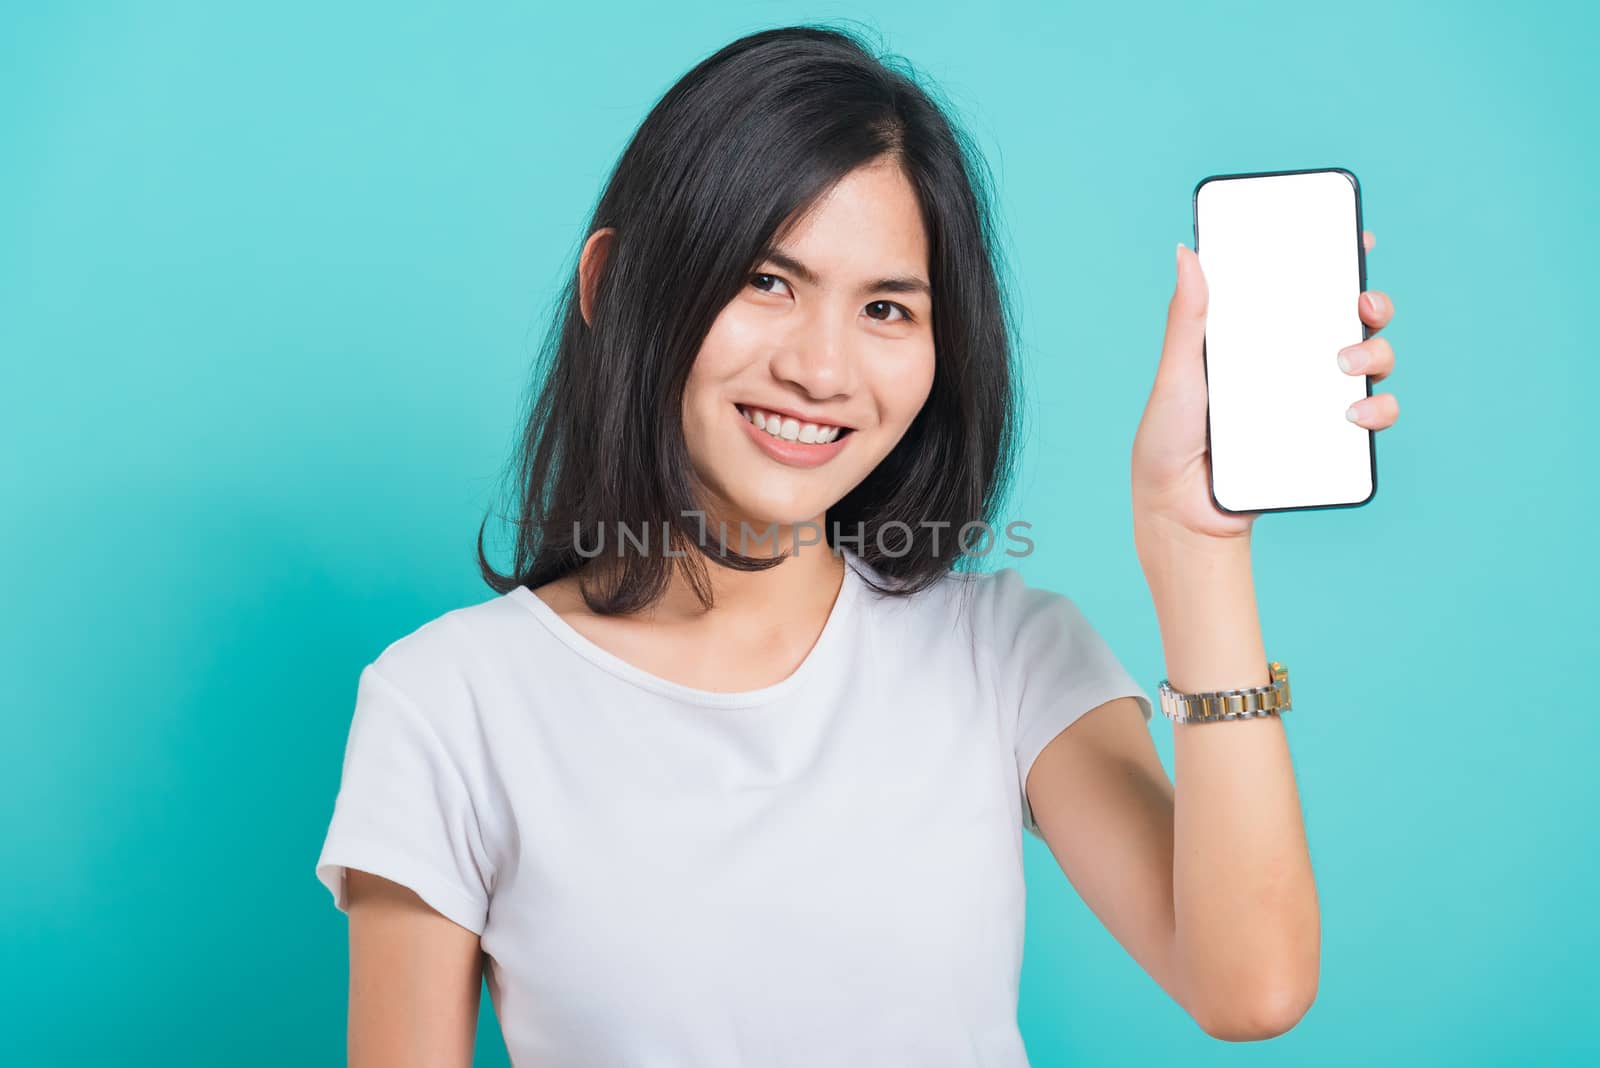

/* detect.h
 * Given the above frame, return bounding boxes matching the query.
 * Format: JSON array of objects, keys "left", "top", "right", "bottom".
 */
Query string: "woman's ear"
[{"left": 578, "top": 227, "right": 615, "bottom": 327}]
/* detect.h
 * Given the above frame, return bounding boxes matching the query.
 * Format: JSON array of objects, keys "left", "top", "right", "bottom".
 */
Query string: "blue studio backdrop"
[{"left": 4, "top": 2, "right": 1594, "bottom": 1065}]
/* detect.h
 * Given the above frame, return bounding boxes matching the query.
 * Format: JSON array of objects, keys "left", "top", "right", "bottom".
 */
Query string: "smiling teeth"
[{"left": 739, "top": 405, "right": 843, "bottom": 444}]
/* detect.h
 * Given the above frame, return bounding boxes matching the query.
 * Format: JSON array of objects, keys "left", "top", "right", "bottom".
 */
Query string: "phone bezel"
[{"left": 1191, "top": 166, "right": 1377, "bottom": 515}]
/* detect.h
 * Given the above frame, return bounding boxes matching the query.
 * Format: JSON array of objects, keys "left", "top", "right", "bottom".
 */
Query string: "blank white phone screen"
[{"left": 1195, "top": 170, "right": 1373, "bottom": 512}]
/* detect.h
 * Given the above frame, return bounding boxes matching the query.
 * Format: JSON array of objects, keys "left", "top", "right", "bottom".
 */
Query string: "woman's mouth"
[{"left": 734, "top": 403, "right": 855, "bottom": 469}]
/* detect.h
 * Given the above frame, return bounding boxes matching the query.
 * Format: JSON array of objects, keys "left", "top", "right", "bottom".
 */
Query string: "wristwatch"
[{"left": 1157, "top": 661, "right": 1292, "bottom": 724}]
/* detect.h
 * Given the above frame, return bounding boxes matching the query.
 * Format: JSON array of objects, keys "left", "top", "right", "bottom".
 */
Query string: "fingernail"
[
  {"left": 1337, "top": 346, "right": 1366, "bottom": 373},
  {"left": 1345, "top": 403, "right": 1364, "bottom": 422},
  {"left": 1363, "top": 293, "right": 1381, "bottom": 317}
]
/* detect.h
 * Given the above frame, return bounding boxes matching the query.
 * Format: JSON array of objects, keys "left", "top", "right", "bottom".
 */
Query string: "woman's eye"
[
  {"left": 750, "top": 273, "right": 790, "bottom": 296},
  {"left": 749, "top": 274, "right": 914, "bottom": 325},
  {"left": 865, "top": 300, "right": 914, "bottom": 324}
]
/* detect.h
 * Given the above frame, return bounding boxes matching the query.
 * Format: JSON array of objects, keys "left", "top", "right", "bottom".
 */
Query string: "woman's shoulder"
[
  {"left": 858, "top": 553, "right": 1105, "bottom": 658},
  {"left": 358, "top": 586, "right": 539, "bottom": 726},
  {"left": 846, "top": 549, "right": 1039, "bottom": 635}
]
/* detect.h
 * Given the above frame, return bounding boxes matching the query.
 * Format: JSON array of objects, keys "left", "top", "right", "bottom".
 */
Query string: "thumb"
[{"left": 1157, "top": 243, "right": 1210, "bottom": 385}]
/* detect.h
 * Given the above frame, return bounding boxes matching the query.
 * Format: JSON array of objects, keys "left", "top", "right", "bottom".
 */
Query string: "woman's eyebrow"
[{"left": 762, "top": 247, "right": 931, "bottom": 298}]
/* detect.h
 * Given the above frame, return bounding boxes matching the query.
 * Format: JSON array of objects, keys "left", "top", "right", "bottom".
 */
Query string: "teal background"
[{"left": 5, "top": 1, "right": 1594, "bottom": 1064}]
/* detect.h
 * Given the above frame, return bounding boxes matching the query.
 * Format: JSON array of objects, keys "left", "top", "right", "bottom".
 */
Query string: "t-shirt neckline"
[{"left": 506, "top": 547, "right": 867, "bottom": 709}]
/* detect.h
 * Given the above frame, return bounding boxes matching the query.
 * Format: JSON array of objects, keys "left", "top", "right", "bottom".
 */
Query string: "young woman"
[{"left": 315, "top": 24, "right": 1401, "bottom": 1067}]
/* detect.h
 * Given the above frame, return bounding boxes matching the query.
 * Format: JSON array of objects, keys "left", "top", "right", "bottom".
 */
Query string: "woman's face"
[{"left": 681, "top": 158, "right": 937, "bottom": 542}]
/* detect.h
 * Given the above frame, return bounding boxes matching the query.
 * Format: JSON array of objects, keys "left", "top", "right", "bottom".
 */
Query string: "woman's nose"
[{"left": 768, "top": 317, "right": 858, "bottom": 399}]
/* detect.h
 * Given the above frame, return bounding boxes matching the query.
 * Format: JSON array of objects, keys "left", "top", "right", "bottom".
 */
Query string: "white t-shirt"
[{"left": 315, "top": 545, "right": 1152, "bottom": 1066}]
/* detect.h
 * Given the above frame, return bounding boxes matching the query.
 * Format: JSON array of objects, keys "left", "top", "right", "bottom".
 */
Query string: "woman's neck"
[{"left": 646, "top": 533, "right": 846, "bottom": 627}]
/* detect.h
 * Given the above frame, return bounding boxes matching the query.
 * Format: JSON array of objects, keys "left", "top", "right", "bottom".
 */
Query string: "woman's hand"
[{"left": 1131, "top": 232, "right": 1399, "bottom": 547}]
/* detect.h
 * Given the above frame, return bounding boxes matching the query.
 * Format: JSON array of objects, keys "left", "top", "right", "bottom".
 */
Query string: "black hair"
[{"left": 477, "top": 22, "right": 1021, "bottom": 616}]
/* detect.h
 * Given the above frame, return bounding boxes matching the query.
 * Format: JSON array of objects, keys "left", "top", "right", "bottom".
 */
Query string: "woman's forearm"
[{"left": 1135, "top": 523, "right": 1320, "bottom": 1041}]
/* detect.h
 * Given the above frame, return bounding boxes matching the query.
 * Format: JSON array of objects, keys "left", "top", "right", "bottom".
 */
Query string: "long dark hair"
[{"left": 477, "top": 22, "right": 1021, "bottom": 615}]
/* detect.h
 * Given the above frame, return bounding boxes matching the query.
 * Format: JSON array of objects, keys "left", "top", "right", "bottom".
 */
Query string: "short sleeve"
[
  {"left": 315, "top": 663, "right": 493, "bottom": 934},
  {"left": 983, "top": 568, "right": 1154, "bottom": 840}
]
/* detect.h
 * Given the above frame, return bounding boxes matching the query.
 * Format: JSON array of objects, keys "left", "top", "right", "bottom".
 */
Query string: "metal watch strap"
[{"left": 1157, "top": 661, "right": 1292, "bottom": 724}]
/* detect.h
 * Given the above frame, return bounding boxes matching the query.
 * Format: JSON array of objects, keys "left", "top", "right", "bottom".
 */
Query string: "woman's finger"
[
  {"left": 1337, "top": 336, "right": 1394, "bottom": 385},
  {"left": 1359, "top": 289, "right": 1392, "bottom": 331},
  {"left": 1345, "top": 391, "right": 1399, "bottom": 429},
  {"left": 1364, "top": 230, "right": 1376, "bottom": 253}
]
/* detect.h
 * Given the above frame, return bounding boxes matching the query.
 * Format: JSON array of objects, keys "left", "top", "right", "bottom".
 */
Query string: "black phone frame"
[{"left": 1191, "top": 165, "right": 1377, "bottom": 515}]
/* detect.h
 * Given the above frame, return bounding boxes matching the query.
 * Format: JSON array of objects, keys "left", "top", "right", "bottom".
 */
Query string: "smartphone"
[{"left": 1192, "top": 167, "right": 1376, "bottom": 514}]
